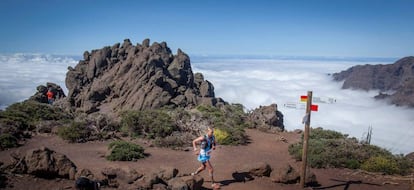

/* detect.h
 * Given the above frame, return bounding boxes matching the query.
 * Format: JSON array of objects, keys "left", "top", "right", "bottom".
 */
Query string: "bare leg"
[
  {"left": 205, "top": 160, "right": 215, "bottom": 184},
  {"left": 194, "top": 162, "right": 206, "bottom": 175}
]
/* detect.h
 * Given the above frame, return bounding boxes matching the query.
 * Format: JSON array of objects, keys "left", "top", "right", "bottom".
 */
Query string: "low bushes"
[
  {"left": 118, "top": 104, "right": 249, "bottom": 147},
  {"left": 0, "top": 134, "right": 18, "bottom": 150},
  {"left": 196, "top": 104, "right": 249, "bottom": 145},
  {"left": 288, "top": 127, "right": 413, "bottom": 175},
  {"left": 120, "top": 110, "right": 177, "bottom": 139},
  {"left": 106, "top": 141, "right": 146, "bottom": 161},
  {"left": 154, "top": 132, "right": 195, "bottom": 149},
  {"left": 0, "top": 101, "right": 71, "bottom": 130},
  {"left": 213, "top": 128, "right": 230, "bottom": 145},
  {"left": 361, "top": 155, "right": 412, "bottom": 175},
  {"left": 57, "top": 122, "right": 91, "bottom": 143},
  {"left": 0, "top": 101, "right": 72, "bottom": 147},
  {"left": 361, "top": 156, "right": 399, "bottom": 175},
  {"left": 214, "top": 127, "right": 248, "bottom": 145},
  {"left": 196, "top": 104, "right": 248, "bottom": 129}
]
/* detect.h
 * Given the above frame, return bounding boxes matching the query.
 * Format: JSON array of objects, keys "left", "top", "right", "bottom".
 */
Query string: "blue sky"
[{"left": 0, "top": 0, "right": 413, "bottom": 57}]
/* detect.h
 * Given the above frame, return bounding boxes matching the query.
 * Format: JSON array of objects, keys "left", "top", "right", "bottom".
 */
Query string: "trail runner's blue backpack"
[{"left": 200, "top": 134, "right": 215, "bottom": 150}]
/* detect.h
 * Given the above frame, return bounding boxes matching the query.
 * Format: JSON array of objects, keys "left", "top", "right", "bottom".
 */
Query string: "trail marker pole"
[{"left": 300, "top": 91, "right": 312, "bottom": 188}]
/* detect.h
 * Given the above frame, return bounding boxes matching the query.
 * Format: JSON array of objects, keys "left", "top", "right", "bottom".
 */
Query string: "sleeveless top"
[{"left": 199, "top": 134, "right": 215, "bottom": 156}]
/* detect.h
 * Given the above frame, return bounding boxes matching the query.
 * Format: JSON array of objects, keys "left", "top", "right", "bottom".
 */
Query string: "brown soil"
[{"left": 0, "top": 129, "right": 412, "bottom": 190}]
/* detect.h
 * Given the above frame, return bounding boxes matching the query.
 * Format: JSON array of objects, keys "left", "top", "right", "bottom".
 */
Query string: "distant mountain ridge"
[{"left": 333, "top": 56, "right": 414, "bottom": 107}]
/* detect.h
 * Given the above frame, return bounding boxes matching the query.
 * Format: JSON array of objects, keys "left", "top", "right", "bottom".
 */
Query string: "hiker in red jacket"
[{"left": 46, "top": 88, "right": 54, "bottom": 105}]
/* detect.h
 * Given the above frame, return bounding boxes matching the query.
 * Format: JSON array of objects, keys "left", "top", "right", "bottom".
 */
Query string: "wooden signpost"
[{"left": 300, "top": 91, "right": 313, "bottom": 188}]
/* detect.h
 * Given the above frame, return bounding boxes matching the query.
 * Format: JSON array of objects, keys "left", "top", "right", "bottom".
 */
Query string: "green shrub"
[
  {"left": 120, "top": 104, "right": 249, "bottom": 147},
  {"left": 106, "top": 141, "right": 145, "bottom": 161},
  {"left": 214, "top": 128, "right": 230, "bottom": 145},
  {"left": 215, "top": 127, "right": 248, "bottom": 145},
  {"left": 154, "top": 133, "right": 194, "bottom": 148},
  {"left": 1, "top": 101, "right": 70, "bottom": 121},
  {"left": 394, "top": 155, "right": 414, "bottom": 175},
  {"left": 57, "top": 122, "right": 91, "bottom": 143},
  {"left": 309, "top": 127, "right": 345, "bottom": 140},
  {"left": 0, "top": 134, "right": 18, "bottom": 150},
  {"left": 196, "top": 104, "right": 249, "bottom": 145},
  {"left": 120, "top": 110, "right": 177, "bottom": 139},
  {"left": 361, "top": 156, "right": 399, "bottom": 174},
  {"left": 288, "top": 142, "right": 302, "bottom": 160},
  {"left": 0, "top": 101, "right": 71, "bottom": 133},
  {"left": 360, "top": 155, "right": 413, "bottom": 175},
  {"left": 288, "top": 127, "right": 413, "bottom": 175},
  {"left": 168, "top": 107, "right": 191, "bottom": 125}
]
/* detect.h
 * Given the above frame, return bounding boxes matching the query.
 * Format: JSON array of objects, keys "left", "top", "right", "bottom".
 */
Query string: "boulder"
[
  {"left": 133, "top": 173, "right": 160, "bottom": 190},
  {"left": 241, "top": 162, "right": 272, "bottom": 177},
  {"left": 101, "top": 167, "right": 143, "bottom": 187},
  {"left": 248, "top": 104, "right": 284, "bottom": 132},
  {"left": 76, "top": 168, "right": 94, "bottom": 179},
  {"left": 182, "top": 175, "right": 204, "bottom": 190},
  {"left": 270, "top": 164, "right": 299, "bottom": 184},
  {"left": 166, "top": 175, "right": 204, "bottom": 190},
  {"left": 156, "top": 166, "right": 179, "bottom": 182},
  {"left": 24, "top": 147, "right": 76, "bottom": 179},
  {"left": 231, "top": 171, "right": 254, "bottom": 182},
  {"left": 168, "top": 177, "right": 188, "bottom": 190},
  {"left": 270, "top": 164, "right": 317, "bottom": 185}
]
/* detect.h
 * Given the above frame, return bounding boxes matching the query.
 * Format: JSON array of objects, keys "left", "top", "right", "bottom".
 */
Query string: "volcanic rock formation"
[
  {"left": 248, "top": 104, "right": 284, "bottom": 132},
  {"left": 65, "top": 39, "right": 225, "bottom": 113},
  {"left": 333, "top": 56, "right": 414, "bottom": 107},
  {"left": 29, "top": 82, "right": 66, "bottom": 104}
]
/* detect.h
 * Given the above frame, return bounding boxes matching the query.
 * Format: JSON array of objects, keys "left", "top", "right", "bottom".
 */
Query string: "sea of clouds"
[
  {"left": 0, "top": 54, "right": 78, "bottom": 110},
  {"left": 0, "top": 54, "right": 413, "bottom": 154},
  {"left": 191, "top": 57, "right": 414, "bottom": 154}
]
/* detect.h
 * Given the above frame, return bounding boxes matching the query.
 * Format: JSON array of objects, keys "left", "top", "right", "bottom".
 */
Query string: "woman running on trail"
[{"left": 192, "top": 127, "right": 217, "bottom": 186}]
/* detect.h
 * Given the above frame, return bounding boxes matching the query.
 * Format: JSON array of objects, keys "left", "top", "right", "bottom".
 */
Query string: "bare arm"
[
  {"left": 212, "top": 137, "right": 216, "bottom": 150},
  {"left": 192, "top": 136, "right": 205, "bottom": 151}
]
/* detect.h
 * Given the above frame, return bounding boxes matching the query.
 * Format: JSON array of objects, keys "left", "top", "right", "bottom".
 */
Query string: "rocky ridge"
[
  {"left": 65, "top": 39, "right": 225, "bottom": 113},
  {"left": 248, "top": 104, "right": 284, "bottom": 132},
  {"left": 29, "top": 82, "right": 65, "bottom": 104},
  {"left": 333, "top": 56, "right": 414, "bottom": 107}
]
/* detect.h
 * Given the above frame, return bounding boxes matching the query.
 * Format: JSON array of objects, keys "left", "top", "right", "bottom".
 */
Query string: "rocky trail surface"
[{"left": 0, "top": 129, "right": 411, "bottom": 190}]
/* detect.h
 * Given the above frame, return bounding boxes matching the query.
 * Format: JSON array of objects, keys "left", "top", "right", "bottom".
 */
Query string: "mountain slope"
[{"left": 333, "top": 56, "right": 414, "bottom": 107}]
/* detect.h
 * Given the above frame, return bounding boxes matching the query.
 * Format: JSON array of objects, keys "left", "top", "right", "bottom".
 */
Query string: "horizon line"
[{"left": 0, "top": 52, "right": 402, "bottom": 62}]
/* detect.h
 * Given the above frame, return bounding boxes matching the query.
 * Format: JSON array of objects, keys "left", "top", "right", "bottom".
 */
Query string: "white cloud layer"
[
  {"left": 0, "top": 54, "right": 77, "bottom": 109},
  {"left": 0, "top": 54, "right": 413, "bottom": 154},
  {"left": 192, "top": 58, "right": 414, "bottom": 154}
]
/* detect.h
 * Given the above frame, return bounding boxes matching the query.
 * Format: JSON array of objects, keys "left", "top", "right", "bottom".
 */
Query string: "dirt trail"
[{"left": 0, "top": 129, "right": 412, "bottom": 190}]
